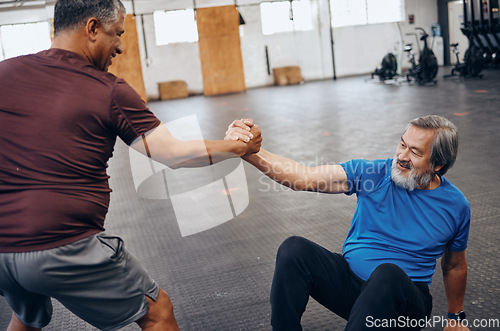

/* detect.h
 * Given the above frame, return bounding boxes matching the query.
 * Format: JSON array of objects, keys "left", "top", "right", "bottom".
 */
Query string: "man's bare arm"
[
  {"left": 442, "top": 247, "right": 469, "bottom": 331},
  {"left": 243, "top": 149, "right": 349, "bottom": 194},
  {"left": 132, "top": 123, "right": 261, "bottom": 168},
  {"left": 225, "top": 119, "right": 348, "bottom": 193}
]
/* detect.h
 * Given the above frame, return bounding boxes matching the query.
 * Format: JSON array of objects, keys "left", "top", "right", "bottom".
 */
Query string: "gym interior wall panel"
[
  {"left": 315, "top": 0, "right": 336, "bottom": 79},
  {"left": 108, "top": 14, "right": 147, "bottom": 102},
  {"left": 238, "top": 5, "right": 273, "bottom": 88},
  {"left": 236, "top": 0, "right": 265, "bottom": 5},
  {"left": 122, "top": 0, "right": 194, "bottom": 15},
  {"left": 399, "top": 0, "right": 439, "bottom": 68},
  {"left": 333, "top": 23, "right": 402, "bottom": 77},
  {"left": 331, "top": 0, "right": 439, "bottom": 77},
  {"left": 448, "top": 1, "right": 469, "bottom": 65},
  {"left": 238, "top": 0, "right": 333, "bottom": 88},
  {"left": 45, "top": 5, "right": 54, "bottom": 19},
  {"left": 0, "top": 7, "right": 48, "bottom": 25},
  {"left": 196, "top": 0, "right": 235, "bottom": 8},
  {"left": 136, "top": 14, "right": 203, "bottom": 100},
  {"left": 197, "top": 5, "right": 246, "bottom": 96}
]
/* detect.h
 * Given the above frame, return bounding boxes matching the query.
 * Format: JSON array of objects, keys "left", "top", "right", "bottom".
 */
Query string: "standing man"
[
  {"left": 226, "top": 115, "right": 470, "bottom": 330},
  {"left": 0, "top": 1, "right": 261, "bottom": 330}
]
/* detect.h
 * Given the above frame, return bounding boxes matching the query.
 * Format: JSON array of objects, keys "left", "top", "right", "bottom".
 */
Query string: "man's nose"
[
  {"left": 116, "top": 43, "right": 123, "bottom": 55},
  {"left": 398, "top": 148, "right": 410, "bottom": 161}
]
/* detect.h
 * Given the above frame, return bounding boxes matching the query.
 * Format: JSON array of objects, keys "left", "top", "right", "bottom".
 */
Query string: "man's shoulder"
[
  {"left": 439, "top": 177, "right": 470, "bottom": 209},
  {"left": 342, "top": 158, "right": 392, "bottom": 174},
  {"left": 1, "top": 49, "right": 118, "bottom": 84},
  {"left": 42, "top": 49, "right": 119, "bottom": 84},
  {"left": 441, "top": 177, "right": 467, "bottom": 196},
  {"left": 340, "top": 158, "right": 392, "bottom": 195},
  {"left": 0, "top": 53, "right": 32, "bottom": 70}
]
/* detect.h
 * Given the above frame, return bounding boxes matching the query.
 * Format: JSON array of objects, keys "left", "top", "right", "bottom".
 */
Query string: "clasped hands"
[{"left": 225, "top": 118, "right": 261, "bottom": 156}]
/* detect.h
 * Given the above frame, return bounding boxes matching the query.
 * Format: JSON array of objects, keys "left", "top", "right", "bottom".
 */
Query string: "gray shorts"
[{"left": 0, "top": 233, "right": 159, "bottom": 330}]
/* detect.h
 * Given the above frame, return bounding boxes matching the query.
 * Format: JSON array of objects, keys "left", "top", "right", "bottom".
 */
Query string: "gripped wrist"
[{"left": 447, "top": 311, "right": 466, "bottom": 321}]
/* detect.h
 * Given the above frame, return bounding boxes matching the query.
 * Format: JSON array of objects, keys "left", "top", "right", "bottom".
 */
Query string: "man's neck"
[
  {"left": 420, "top": 174, "right": 442, "bottom": 190},
  {"left": 51, "top": 30, "right": 92, "bottom": 65}
]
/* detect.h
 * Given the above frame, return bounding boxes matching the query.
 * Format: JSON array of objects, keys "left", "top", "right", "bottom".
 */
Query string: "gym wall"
[{"left": 0, "top": 0, "right": 441, "bottom": 101}]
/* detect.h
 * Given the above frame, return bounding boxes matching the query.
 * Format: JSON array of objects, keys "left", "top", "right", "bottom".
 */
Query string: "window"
[
  {"left": 366, "top": 0, "right": 405, "bottom": 25},
  {"left": 0, "top": 21, "right": 51, "bottom": 60},
  {"left": 292, "top": 0, "right": 314, "bottom": 31},
  {"left": 331, "top": 0, "right": 405, "bottom": 28},
  {"left": 153, "top": 9, "right": 198, "bottom": 46},
  {"left": 260, "top": 0, "right": 313, "bottom": 35},
  {"left": 330, "top": 0, "right": 367, "bottom": 27}
]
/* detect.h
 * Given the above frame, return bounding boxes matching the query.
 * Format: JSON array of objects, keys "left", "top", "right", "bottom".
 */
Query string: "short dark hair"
[
  {"left": 53, "top": 0, "right": 125, "bottom": 35},
  {"left": 406, "top": 115, "right": 459, "bottom": 176}
]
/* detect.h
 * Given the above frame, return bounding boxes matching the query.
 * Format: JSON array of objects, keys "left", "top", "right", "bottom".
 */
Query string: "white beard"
[{"left": 390, "top": 158, "right": 434, "bottom": 191}]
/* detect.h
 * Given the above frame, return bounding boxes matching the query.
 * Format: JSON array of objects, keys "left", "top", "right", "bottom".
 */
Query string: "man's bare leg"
[{"left": 136, "top": 288, "right": 179, "bottom": 331}]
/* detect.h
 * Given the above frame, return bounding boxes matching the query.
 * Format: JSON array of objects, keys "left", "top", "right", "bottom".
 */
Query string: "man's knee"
[
  {"left": 136, "top": 288, "right": 179, "bottom": 330},
  {"left": 371, "top": 263, "right": 408, "bottom": 282},
  {"left": 276, "top": 236, "right": 311, "bottom": 266},
  {"left": 365, "top": 263, "right": 411, "bottom": 294}
]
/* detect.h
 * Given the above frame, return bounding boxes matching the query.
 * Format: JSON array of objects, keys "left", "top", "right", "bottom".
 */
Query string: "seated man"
[{"left": 226, "top": 115, "right": 470, "bottom": 331}]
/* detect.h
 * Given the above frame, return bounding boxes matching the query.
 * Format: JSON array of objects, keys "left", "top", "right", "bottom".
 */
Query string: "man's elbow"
[
  {"left": 282, "top": 178, "right": 307, "bottom": 191},
  {"left": 442, "top": 260, "right": 468, "bottom": 276}
]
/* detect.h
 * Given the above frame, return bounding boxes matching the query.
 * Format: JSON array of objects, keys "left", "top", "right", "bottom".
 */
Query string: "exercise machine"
[
  {"left": 479, "top": 0, "right": 500, "bottom": 64},
  {"left": 404, "top": 27, "right": 438, "bottom": 85},
  {"left": 445, "top": 0, "right": 486, "bottom": 78},
  {"left": 444, "top": 43, "right": 483, "bottom": 78},
  {"left": 371, "top": 53, "right": 398, "bottom": 81},
  {"left": 468, "top": 0, "right": 494, "bottom": 64},
  {"left": 487, "top": 0, "right": 500, "bottom": 65}
]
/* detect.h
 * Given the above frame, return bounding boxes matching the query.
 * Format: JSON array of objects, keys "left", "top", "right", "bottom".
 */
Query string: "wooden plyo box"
[
  {"left": 272, "top": 66, "right": 303, "bottom": 86},
  {"left": 158, "top": 81, "right": 188, "bottom": 100}
]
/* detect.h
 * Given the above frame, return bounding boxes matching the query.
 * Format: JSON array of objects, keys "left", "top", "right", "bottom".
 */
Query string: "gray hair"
[
  {"left": 405, "top": 115, "right": 458, "bottom": 176},
  {"left": 54, "top": 0, "right": 126, "bottom": 35}
]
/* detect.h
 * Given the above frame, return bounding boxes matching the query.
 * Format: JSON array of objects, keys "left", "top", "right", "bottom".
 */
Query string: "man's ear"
[
  {"left": 85, "top": 17, "right": 99, "bottom": 41},
  {"left": 434, "top": 164, "right": 444, "bottom": 173}
]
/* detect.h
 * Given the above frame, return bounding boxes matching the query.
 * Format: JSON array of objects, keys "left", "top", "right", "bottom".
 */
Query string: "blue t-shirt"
[{"left": 340, "top": 158, "right": 470, "bottom": 285}]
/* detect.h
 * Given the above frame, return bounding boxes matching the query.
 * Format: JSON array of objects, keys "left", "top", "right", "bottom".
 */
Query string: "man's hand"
[
  {"left": 225, "top": 118, "right": 262, "bottom": 156},
  {"left": 225, "top": 118, "right": 254, "bottom": 142},
  {"left": 245, "top": 125, "right": 262, "bottom": 155},
  {"left": 443, "top": 320, "right": 469, "bottom": 331}
]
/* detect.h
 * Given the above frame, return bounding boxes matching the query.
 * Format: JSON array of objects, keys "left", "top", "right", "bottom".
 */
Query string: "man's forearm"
[
  {"left": 243, "top": 149, "right": 309, "bottom": 190},
  {"left": 243, "top": 149, "right": 348, "bottom": 193},
  {"left": 165, "top": 139, "right": 247, "bottom": 169},
  {"left": 442, "top": 260, "right": 467, "bottom": 314},
  {"left": 441, "top": 249, "right": 469, "bottom": 331},
  {"left": 132, "top": 124, "right": 256, "bottom": 169}
]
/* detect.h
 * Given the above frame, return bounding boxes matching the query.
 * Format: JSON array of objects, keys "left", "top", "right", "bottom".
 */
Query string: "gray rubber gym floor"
[{"left": 1, "top": 68, "right": 499, "bottom": 330}]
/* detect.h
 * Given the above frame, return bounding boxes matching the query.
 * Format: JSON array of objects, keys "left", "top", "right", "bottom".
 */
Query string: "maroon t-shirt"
[{"left": 0, "top": 49, "right": 161, "bottom": 252}]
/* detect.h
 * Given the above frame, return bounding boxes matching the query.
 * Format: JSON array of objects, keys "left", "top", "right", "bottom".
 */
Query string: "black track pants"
[{"left": 270, "top": 236, "right": 432, "bottom": 330}]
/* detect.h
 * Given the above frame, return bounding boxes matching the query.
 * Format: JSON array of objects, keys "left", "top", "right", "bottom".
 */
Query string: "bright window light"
[
  {"left": 366, "top": 0, "right": 405, "bottom": 24},
  {"left": 153, "top": 9, "right": 198, "bottom": 46},
  {"left": 331, "top": 0, "right": 405, "bottom": 28},
  {"left": 331, "top": 0, "right": 367, "bottom": 27},
  {"left": 0, "top": 22, "right": 51, "bottom": 60},
  {"left": 261, "top": 1, "right": 293, "bottom": 35},
  {"left": 292, "top": 0, "right": 314, "bottom": 31},
  {"left": 260, "top": 0, "right": 313, "bottom": 35}
]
